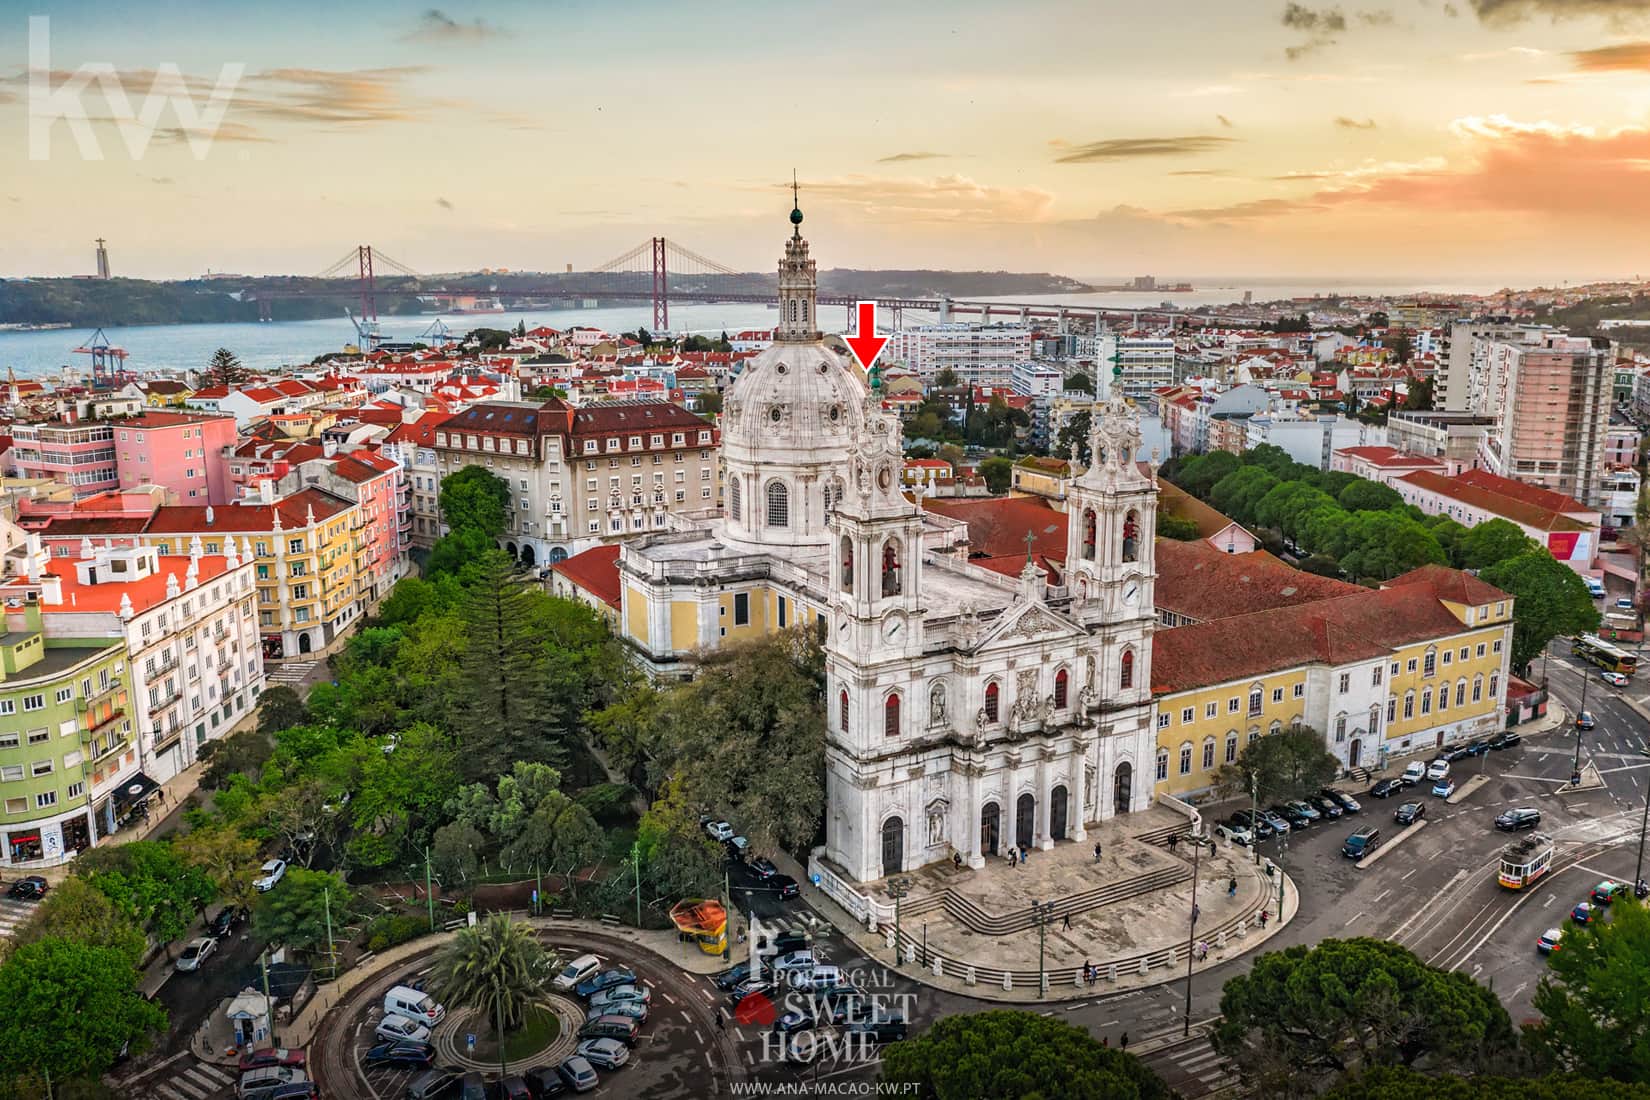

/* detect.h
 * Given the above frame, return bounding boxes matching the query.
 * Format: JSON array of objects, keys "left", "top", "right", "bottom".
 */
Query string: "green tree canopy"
[
  {"left": 433, "top": 914, "right": 556, "bottom": 1034},
  {"left": 1337, "top": 512, "right": 1446, "bottom": 583},
  {"left": 880, "top": 1009, "right": 1172, "bottom": 1100},
  {"left": 1215, "top": 723, "right": 1341, "bottom": 803},
  {"left": 204, "top": 347, "right": 251, "bottom": 387},
  {"left": 0, "top": 938, "right": 167, "bottom": 1087},
  {"left": 1325, "top": 1067, "right": 1649, "bottom": 1100},
  {"left": 1177, "top": 451, "right": 1242, "bottom": 497},
  {"left": 979, "top": 456, "right": 1015, "bottom": 495},
  {"left": 1481, "top": 550, "right": 1600, "bottom": 673},
  {"left": 76, "top": 840, "right": 215, "bottom": 948},
  {"left": 12, "top": 878, "right": 145, "bottom": 964},
  {"left": 1057, "top": 411, "right": 1092, "bottom": 465},
  {"left": 1337, "top": 479, "right": 1405, "bottom": 514},
  {"left": 1528, "top": 895, "right": 1650, "bottom": 1083},
  {"left": 256, "top": 684, "right": 310, "bottom": 735},
  {"left": 253, "top": 867, "right": 351, "bottom": 956},
  {"left": 439, "top": 466, "right": 512, "bottom": 539},
  {"left": 1064, "top": 371, "right": 1093, "bottom": 392},
  {"left": 1454, "top": 519, "right": 1538, "bottom": 572},
  {"left": 934, "top": 368, "right": 961, "bottom": 389},
  {"left": 1157, "top": 513, "right": 1202, "bottom": 541},
  {"left": 1214, "top": 938, "right": 1515, "bottom": 1094}
]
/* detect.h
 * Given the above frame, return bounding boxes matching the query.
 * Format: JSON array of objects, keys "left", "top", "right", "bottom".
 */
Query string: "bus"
[
  {"left": 1573, "top": 634, "right": 1639, "bottom": 676},
  {"left": 1498, "top": 833, "right": 1554, "bottom": 889}
]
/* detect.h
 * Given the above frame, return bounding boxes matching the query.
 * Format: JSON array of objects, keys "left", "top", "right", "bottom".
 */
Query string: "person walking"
[
  {"left": 1101, "top": 1036, "right": 1109, "bottom": 1049},
  {"left": 1093, "top": 840, "right": 1103, "bottom": 863},
  {"left": 1210, "top": 837, "right": 1217, "bottom": 858},
  {"left": 1009, "top": 848, "right": 1018, "bottom": 869},
  {"left": 1120, "top": 1031, "right": 1129, "bottom": 1051},
  {"left": 1167, "top": 833, "right": 1178, "bottom": 855},
  {"left": 1228, "top": 877, "right": 1238, "bottom": 897},
  {"left": 1062, "top": 912, "right": 1071, "bottom": 931},
  {"left": 1260, "top": 909, "right": 1269, "bottom": 928},
  {"left": 715, "top": 1010, "right": 725, "bottom": 1032}
]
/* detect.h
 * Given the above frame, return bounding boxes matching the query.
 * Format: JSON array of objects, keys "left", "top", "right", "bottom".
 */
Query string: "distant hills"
[{"left": 0, "top": 268, "right": 1092, "bottom": 328}]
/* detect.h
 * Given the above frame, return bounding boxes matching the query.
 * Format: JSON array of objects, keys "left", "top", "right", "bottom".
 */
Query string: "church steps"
[{"left": 894, "top": 864, "right": 1192, "bottom": 938}]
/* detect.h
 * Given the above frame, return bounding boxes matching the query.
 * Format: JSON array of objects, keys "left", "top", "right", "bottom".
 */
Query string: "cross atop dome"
[{"left": 790, "top": 170, "right": 803, "bottom": 237}]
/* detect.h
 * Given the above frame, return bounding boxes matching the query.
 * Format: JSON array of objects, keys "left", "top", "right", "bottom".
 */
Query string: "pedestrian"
[
  {"left": 1094, "top": 840, "right": 1103, "bottom": 863},
  {"left": 1228, "top": 877, "right": 1238, "bottom": 897},
  {"left": 1009, "top": 848, "right": 1018, "bottom": 868},
  {"left": 1062, "top": 912, "right": 1071, "bottom": 931},
  {"left": 1260, "top": 909, "right": 1269, "bottom": 928},
  {"left": 1120, "top": 1031, "right": 1129, "bottom": 1051},
  {"left": 1210, "top": 838, "right": 1217, "bottom": 858},
  {"left": 1089, "top": 966, "right": 1098, "bottom": 988},
  {"left": 1167, "top": 833, "right": 1178, "bottom": 854},
  {"left": 1083, "top": 961, "right": 1092, "bottom": 984},
  {"left": 952, "top": 851, "right": 963, "bottom": 870},
  {"left": 1021, "top": 844, "right": 1029, "bottom": 864},
  {"left": 1101, "top": 1036, "right": 1109, "bottom": 1049},
  {"left": 715, "top": 1010, "right": 725, "bottom": 1032}
]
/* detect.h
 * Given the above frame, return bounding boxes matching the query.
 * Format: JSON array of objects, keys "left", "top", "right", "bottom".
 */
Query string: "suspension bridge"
[{"left": 236, "top": 241, "right": 1250, "bottom": 333}]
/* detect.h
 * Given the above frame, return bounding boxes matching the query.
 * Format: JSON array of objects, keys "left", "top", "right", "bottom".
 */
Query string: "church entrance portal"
[
  {"left": 881, "top": 817, "right": 904, "bottom": 877},
  {"left": 980, "top": 803, "right": 1000, "bottom": 857},
  {"left": 1050, "top": 786, "right": 1068, "bottom": 841},
  {"left": 1349, "top": 738, "right": 1362, "bottom": 768},
  {"left": 1113, "top": 763, "right": 1132, "bottom": 815},
  {"left": 1015, "top": 794, "right": 1035, "bottom": 850}
]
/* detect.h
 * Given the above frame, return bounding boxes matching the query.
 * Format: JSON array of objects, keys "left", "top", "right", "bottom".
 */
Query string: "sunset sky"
[{"left": 3, "top": 0, "right": 1650, "bottom": 283}]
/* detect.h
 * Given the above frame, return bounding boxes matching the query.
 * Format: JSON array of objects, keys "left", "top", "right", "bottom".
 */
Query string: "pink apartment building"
[
  {"left": 10, "top": 421, "right": 119, "bottom": 498},
  {"left": 1475, "top": 334, "right": 1612, "bottom": 507},
  {"left": 112, "top": 412, "right": 238, "bottom": 505}
]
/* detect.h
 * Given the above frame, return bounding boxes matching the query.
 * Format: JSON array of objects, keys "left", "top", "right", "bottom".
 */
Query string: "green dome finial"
[{"left": 790, "top": 170, "right": 803, "bottom": 232}]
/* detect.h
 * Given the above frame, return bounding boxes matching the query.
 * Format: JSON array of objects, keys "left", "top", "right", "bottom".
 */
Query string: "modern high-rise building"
[
  {"left": 889, "top": 323, "right": 1032, "bottom": 388},
  {"left": 1470, "top": 333, "right": 1614, "bottom": 506}
]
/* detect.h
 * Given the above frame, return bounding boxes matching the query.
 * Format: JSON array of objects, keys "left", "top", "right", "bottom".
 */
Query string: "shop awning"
[{"left": 111, "top": 772, "right": 160, "bottom": 813}]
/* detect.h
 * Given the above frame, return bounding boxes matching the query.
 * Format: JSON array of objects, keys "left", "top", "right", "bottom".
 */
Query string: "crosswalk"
[
  {"left": 1175, "top": 1043, "right": 1239, "bottom": 1097},
  {"left": 142, "top": 1060, "right": 235, "bottom": 1100},
  {"left": 265, "top": 660, "right": 318, "bottom": 687},
  {"left": 0, "top": 898, "right": 38, "bottom": 939}
]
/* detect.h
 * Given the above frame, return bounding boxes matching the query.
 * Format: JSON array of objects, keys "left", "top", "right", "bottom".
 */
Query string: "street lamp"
[
  {"left": 1182, "top": 828, "right": 1208, "bottom": 1037},
  {"left": 1030, "top": 899, "right": 1057, "bottom": 999},
  {"left": 889, "top": 877, "right": 912, "bottom": 968},
  {"left": 1634, "top": 749, "right": 1650, "bottom": 898},
  {"left": 1571, "top": 660, "right": 1592, "bottom": 786},
  {"left": 1249, "top": 774, "right": 1262, "bottom": 866}
]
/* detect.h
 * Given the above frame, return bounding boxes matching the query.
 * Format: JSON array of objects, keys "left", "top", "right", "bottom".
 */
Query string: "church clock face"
[
  {"left": 882, "top": 613, "right": 905, "bottom": 642},
  {"left": 1121, "top": 578, "right": 1141, "bottom": 606}
]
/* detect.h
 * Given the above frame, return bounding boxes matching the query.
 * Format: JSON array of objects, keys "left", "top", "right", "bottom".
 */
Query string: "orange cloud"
[{"left": 1569, "top": 40, "right": 1650, "bottom": 70}]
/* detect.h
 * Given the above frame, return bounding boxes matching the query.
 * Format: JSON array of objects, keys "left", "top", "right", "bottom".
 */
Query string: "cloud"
[
  {"left": 876, "top": 152, "right": 949, "bottom": 163},
  {"left": 149, "top": 176, "right": 175, "bottom": 185},
  {"left": 1217, "top": 114, "right": 1235, "bottom": 127},
  {"left": 1169, "top": 169, "right": 1237, "bottom": 176},
  {"left": 1053, "top": 135, "right": 1238, "bottom": 162},
  {"left": 436, "top": 197, "right": 454, "bottom": 210},
  {"left": 1568, "top": 40, "right": 1650, "bottom": 69},
  {"left": 1281, "top": 4, "right": 1397, "bottom": 57},
  {"left": 1171, "top": 196, "right": 1328, "bottom": 221},
  {"left": 1335, "top": 116, "right": 1379, "bottom": 128},
  {"left": 404, "top": 9, "right": 504, "bottom": 42},
  {"left": 1470, "top": 0, "right": 1650, "bottom": 26},
  {"left": 150, "top": 122, "right": 275, "bottom": 144},
  {"left": 787, "top": 174, "right": 1054, "bottom": 224}
]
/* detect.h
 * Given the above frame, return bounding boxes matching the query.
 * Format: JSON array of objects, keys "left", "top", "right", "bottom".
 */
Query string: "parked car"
[
  {"left": 554, "top": 954, "right": 603, "bottom": 992},
  {"left": 383, "top": 985, "right": 445, "bottom": 1027},
  {"left": 1320, "top": 788, "right": 1361, "bottom": 813},
  {"left": 577, "top": 1016, "right": 640, "bottom": 1045},
  {"left": 1342, "top": 827, "right": 1381, "bottom": 859},
  {"left": 1270, "top": 804, "right": 1310, "bottom": 828},
  {"left": 1230, "top": 810, "right": 1275, "bottom": 839},
  {"left": 1368, "top": 778, "right": 1404, "bottom": 799},
  {"left": 1576, "top": 711, "right": 1598, "bottom": 731},
  {"left": 771, "top": 950, "right": 817, "bottom": 973},
  {"left": 844, "top": 1016, "right": 909, "bottom": 1044},
  {"left": 1603, "top": 670, "right": 1631, "bottom": 687},
  {"left": 458, "top": 1072, "right": 488, "bottom": 1100},
  {"left": 1214, "top": 822, "right": 1253, "bottom": 846},
  {"left": 712, "top": 961, "right": 752, "bottom": 990},
  {"left": 724, "top": 836, "right": 751, "bottom": 859},
  {"left": 770, "top": 873, "right": 801, "bottom": 900},
  {"left": 587, "top": 983, "right": 652, "bottom": 1010},
  {"left": 495, "top": 1078, "right": 532, "bottom": 1100},
  {"left": 237, "top": 1066, "right": 308, "bottom": 1099},
  {"left": 238, "top": 1049, "right": 306, "bottom": 1073},
  {"left": 1433, "top": 778, "right": 1457, "bottom": 798},
  {"left": 1285, "top": 799, "right": 1322, "bottom": 822},
  {"left": 728, "top": 979, "right": 774, "bottom": 1005},
  {"left": 1401, "top": 762, "right": 1427, "bottom": 787},
  {"left": 757, "top": 930, "right": 810, "bottom": 957},
  {"left": 522, "top": 1065, "right": 566, "bottom": 1099},
  {"left": 749, "top": 857, "right": 779, "bottom": 879},
  {"left": 1464, "top": 740, "right": 1491, "bottom": 756},
  {"left": 6, "top": 876, "right": 48, "bottom": 900},
  {"left": 789, "top": 965, "right": 847, "bottom": 993},
  {"left": 1616, "top": 597, "right": 1636, "bottom": 611},
  {"left": 1257, "top": 808, "right": 1291, "bottom": 833},
  {"left": 575, "top": 1038, "right": 630, "bottom": 1070},
  {"left": 373, "top": 1015, "right": 431, "bottom": 1044},
  {"left": 1443, "top": 744, "right": 1475, "bottom": 762},
  {"left": 1488, "top": 731, "right": 1522, "bottom": 750},
  {"left": 557, "top": 1056, "right": 599, "bottom": 1093},
  {"left": 772, "top": 1008, "right": 820, "bottom": 1034},
  {"left": 1537, "top": 927, "right": 1564, "bottom": 954},
  {"left": 705, "top": 821, "right": 735, "bottom": 842},
  {"left": 405, "top": 1069, "right": 464, "bottom": 1100},
  {"left": 584, "top": 1000, "right": 647, "bottom": 1026},
  {"left": 1426, "top": 759, "right": 1451, "bottom": 782},
  {"left": 1572, "top": 901, "right": 1598, "bottom": 925},
  {"left": 1394, "top": 801, "right": 1426, "bottom": 826},
  {"left": 1309, "top": 795, "right": 1344, "bottom": 820},
  {"left": 826, "top": 993, "right": 876, "bottom": 1025},
  {"left": 575, "top": 968, "right": 637, "bottom": 999},
  {"left": 211, "top": 906, "right": 249, "bottom": 939},
  {"left": 362, "top": 1041, "right": 434, "bottom": 1068},
  {"left": 175, "top": 937, "right": 216, "bottom": 972},
  {"left": 1495, "top": 808, "right": 1542, "bottom": 831},
  {"left": 1592, "top": 880, "right": 1629, "bottom": 905},
  {"left": 253, "top": 859, "right": 287, "bottom": 892}
]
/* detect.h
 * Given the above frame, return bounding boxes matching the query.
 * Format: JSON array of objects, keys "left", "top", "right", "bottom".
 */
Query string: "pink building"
[
  {"left": 10, "top": 421, "right": 118, "bottom": 498},
  {"left": 113, "top": 412, "right": 238, "bottom": 505},
  {"left": 272, "top": 448, "right": 405, "bottom": 606}
]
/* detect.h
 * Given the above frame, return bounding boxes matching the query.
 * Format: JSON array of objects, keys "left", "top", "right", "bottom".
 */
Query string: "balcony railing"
[
  {"left": 74, "top": 678, "right": 123, "bottom": 712},
  {"left": 82, "top": 708, "right": 127, "bottom": 740}
]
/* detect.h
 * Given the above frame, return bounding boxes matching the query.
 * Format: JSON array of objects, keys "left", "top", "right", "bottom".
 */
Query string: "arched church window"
[
  {"left": 789, "top": 300, "right": 798, "bottom": 323},
  {"left": 1122, "top": 509, "right": 1140, "bottom": 563},
  {"left": 802, "top": 300, "right": 809, "bottom": 323},
  {"left": 884, "top": 693, "right": 901, "bottom": 738},
  {"left": 881, "top": 538, "right": 902, "bottom": 597},
  {"left": 728, "top": 478, "right": 741, "bottom": 524},
  {"left": 840, "top": 536, "right": 854, "bottom": 593},
  {"left": 1120, "top": 649, "right": 1135, "bottom": 690},
  {"left": 1082, "top": 510, "right": 1096, "bottom": 561},
  {"left": 1054, "top": 668, "right": 1068, "bottom": 709},
  {"left": 839, "top": 689, "right": 849, "bottom": 733},
  {"left": 766, "top": 480, "right": 789, "bottom": 527},
  {"left": 985, "top": 681, "right": 1000, "bottom": 723}
]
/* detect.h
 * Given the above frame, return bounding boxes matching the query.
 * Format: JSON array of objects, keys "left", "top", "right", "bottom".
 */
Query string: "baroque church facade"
[{"left": 613, "top": 202, "right": 1162, "bottom": 886}]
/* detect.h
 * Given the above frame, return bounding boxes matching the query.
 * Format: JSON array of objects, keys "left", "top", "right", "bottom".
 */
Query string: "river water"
[{"left": 0, "top": 275, "right": 1509, "bottom": 377}]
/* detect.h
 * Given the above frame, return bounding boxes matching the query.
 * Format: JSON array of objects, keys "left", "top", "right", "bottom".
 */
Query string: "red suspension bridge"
[{"left": 239, "top": 241, "right": 1245, "bottom": 332}]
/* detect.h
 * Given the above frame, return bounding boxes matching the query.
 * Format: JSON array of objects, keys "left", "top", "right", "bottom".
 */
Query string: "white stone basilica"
[{"left": 615, "top": 199, "right": 1162, "bottom": 886}]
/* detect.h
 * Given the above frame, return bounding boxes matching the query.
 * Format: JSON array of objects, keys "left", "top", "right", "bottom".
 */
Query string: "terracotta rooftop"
[
  {"left": 1455, "top": 468, "right": 1591, "bottom": 516},
  {"left": 144, "top": 487, "right": 352, "bottom": 534},
  {"left": 1156, "top": 479, "right": 1251, "bottom": 541},
  {"left": 1335, "top": 445, "right": 1444, "bottom": 469},
  {"left": 1398, "top": 471, "right": 1589, "bottom": 533},
  {"left": 551, "top": 545, "right": 622, "bottom": 609},
  {"left": 922, "top": 495, "right": 1068, "bottom": 560},
  {"left": 2, "top": 553, "right": 242, "bottom": 616},
  {"left": 1154, "top": 541, "right": 1364, "bottom": 622}
]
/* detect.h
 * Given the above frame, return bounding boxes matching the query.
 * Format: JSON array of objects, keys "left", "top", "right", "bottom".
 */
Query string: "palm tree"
[{"left": 432, "top": 914, "right": 556, "bottom": 1034}]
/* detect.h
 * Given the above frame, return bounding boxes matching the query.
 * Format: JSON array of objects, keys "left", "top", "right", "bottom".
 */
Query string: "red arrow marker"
[{"left": 845, "top": 300, "right": 888, "bottom": 373}]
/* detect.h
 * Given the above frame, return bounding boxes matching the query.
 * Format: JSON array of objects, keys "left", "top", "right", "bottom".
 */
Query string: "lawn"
[{"left": 471, "top": 1003, "right": 561, "bottom": 1063}]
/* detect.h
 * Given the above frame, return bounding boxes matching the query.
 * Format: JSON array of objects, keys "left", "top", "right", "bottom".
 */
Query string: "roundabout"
[{"left": 431, "top": 997, "right": 583, "bottom": 1074}]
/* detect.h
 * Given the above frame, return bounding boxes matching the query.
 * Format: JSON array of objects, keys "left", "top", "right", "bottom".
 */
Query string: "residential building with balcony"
[
  {"left": 112, "top": 411, "right": 238, "bottom": 505},
  {"left": 381, "top": 413, "right": 453, "bottom": 550},
  {"left": 10, "top": 421, "right": 118, "bottom": 498},
  {"left": 889, "top": 323, "right": 1032, "bottom": 388}
]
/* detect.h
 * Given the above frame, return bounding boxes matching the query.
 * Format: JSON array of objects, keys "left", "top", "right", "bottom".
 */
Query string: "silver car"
[
  {"left": 175, "top": 936, "right": 215, "bottom": 972},
  {"left": 374, "top": 1014, "right": 432, "bottom": 1044}
]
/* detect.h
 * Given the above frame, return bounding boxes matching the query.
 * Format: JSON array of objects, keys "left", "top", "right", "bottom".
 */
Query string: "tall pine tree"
[{"left": 458, "top": 551, "right": 558, "bottom": 779}]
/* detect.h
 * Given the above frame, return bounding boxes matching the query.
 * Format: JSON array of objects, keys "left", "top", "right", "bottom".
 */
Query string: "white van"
[
  {"left": 383, "top": 984, "right": 445, "bottom": 1027},
  {"left": 237, "top": 1067, "right": 308, "bottom": 1099},
  {"left": 1401, "top": 761, "right": 1427, "bottom": 786},
  {"left": 1587, "top": 577, "right": 1607, "bottom": 598}
]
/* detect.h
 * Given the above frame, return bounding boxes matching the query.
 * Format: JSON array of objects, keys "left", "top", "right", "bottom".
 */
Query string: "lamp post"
[
  {"left": 1031, "top": 900, "right": 1057, "bottom": 999},
  {"left": 1571, "top": 662, "right": 1591, "bottom": 786},
  {"left": 1182, "top": 828, "right": 1208, "bottom": 1036},
  {"left": 1250, "top": 773, "right": 1261, "bottom": 866},
  {"left": 889, "top": 877, "right": 912, "bottom": 968},
  {"left": 1634, "top": 749, "right": 1650, "bottom": 897}
]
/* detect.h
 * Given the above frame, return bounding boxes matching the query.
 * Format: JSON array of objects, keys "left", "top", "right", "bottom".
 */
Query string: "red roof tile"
[
  {"left": 552, "top": 545, "right": 621, "bottom": 609},
  {"left": 1455, "top": 469, "right": 1590, "bottom": 515}
]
